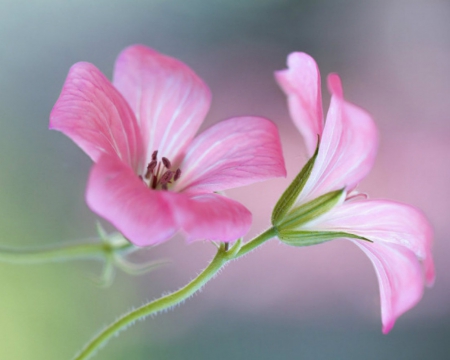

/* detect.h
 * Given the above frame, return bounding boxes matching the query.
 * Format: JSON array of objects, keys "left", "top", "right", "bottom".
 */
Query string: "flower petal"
[
  {"left": 86, "top": 155, "right": 177, "bottom": 246},
  {"left": 113, "top": 45, "right": 211, "bottom": 165},
  {"left": 298, "top": 74, "right": 378, "bottom": 202},
  {"left": 301, "top": 199, "right": 432, "bottom": 332},
  {"left": 169, "top": 192, "right": 252, "bottom": 242},
  {"left": 173, "top": 116, "right": 286, "bottom": 194},
  {"left": 303, "top": 199, "right": 434, "bottom": 281},
  {"left": 352, "top": 241, "right": 424, "bottom": 334},
  {"left": 50, "top": 62, "right": 143, "bottom": 171},
  {"left": 275, "top": 52, "right": 323, "bottom": 157}
]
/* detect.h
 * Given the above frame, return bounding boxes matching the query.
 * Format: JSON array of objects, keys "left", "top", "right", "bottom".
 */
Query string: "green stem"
[
  {"left": 235, "top": 227, "right": 278, "bottom": 259},
  {"left": 73, "top": 228, "right": 278, "bottom": 360},
  {"left": 0, "top": 241, "right": 132, "bottom": 264},
  {"left": 74, "top": 244, "right": 229, "bottom": 360}
]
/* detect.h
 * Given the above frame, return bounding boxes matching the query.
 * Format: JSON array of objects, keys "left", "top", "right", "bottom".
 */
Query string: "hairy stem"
[
  {"left": 74, "top": 244, "right": 229, "bottom": 360},
  {"left": 73, "top": 228, "right": 278, "bottom": 360},
  {"left": 235, "top": 227, "right": 278, "bottom": 259}
]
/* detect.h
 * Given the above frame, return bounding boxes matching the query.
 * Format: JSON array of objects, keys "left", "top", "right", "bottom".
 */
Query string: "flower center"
[{"left": 139, "top": 150, "right": 181, "bottom": 190}]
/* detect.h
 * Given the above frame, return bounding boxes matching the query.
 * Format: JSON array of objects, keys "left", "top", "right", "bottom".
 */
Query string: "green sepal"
[
  {"left": 278, "top": 188, "right": 345, "bottom": 230},
  {"left": 272, "top": 143, "right": 319, "bottom": 226},
  {"left": 278, "top": 230, "right": 372, "bottom": 247},
  {"left": 96, "top": 222, "right": 134, "bottom": 256}
]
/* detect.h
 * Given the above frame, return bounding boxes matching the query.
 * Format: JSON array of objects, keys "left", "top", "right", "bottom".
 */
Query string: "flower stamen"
[
  {"left": 174, "top": 168, "right": 182, "bottom": 181},
  {"left": 162, "top": 157, "right": 171, "bottom": 169},
  {"left": 144, "top": 160, "right": 157, "bottom": 179},
  {"left": 141, "top": 150, "right": 182, "bottom": 190}
]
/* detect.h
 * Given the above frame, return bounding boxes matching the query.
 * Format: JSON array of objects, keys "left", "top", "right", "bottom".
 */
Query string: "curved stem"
[
  {"left": 74, "top": 244, "right": 230, "bottom": 360},
  {"left": 73, "top": 228, "right": 278, "bottom": 360}
]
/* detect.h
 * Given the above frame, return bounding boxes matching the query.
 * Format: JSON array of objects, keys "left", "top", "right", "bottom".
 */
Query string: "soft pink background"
[{"left": 0, "top": 1, "right": 448, "bottom": 359}]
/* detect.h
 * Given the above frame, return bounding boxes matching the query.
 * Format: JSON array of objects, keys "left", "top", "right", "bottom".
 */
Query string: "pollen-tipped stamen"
[
  {"left": 160, "top": 170, "right": 173, "bottom": 185},
  {"left": 160, "top": 170, "right": 174, "bottom": 190},
  {"left": 143, "top": 150, "right": 182, "bottom": 190},
  {"left": 151, "top": 162, "right": 161, "bottom": 189},
  {"left": 162, "top": 157, "right": 171, "bottom": 169},
  {"left": 174, "top": 168, "right": 182, "bottom": 181},
  {"left": 144, "top": 160, "right": 158, "bottom": 179}
]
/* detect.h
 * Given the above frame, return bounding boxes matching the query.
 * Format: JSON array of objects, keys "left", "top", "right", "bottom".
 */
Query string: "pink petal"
[
  {"left": 298, "top": 74, "right": 378, "bottom": 203},
  {"left": 50, "top": 62, "right": 143, "bottom": 171},
  {"left": 173, "top": 116, "right": 286, "bottom": 194},
  {"left": 169, "top": 192, "right": 252, "bottom": 242},
  {"left": 352, "top": 241, "right": 424, "bottom": 333},
  {"left": 305, "top": 199, "right": 434, "bottom": 281},
  {"left": 113, "top": 45, "right": 211, "bottom": 165},
  {"left": 86, "top": 155, "right": 177, "bottom": 246},
  {"left": 275, "top": 52, "right": 323, "bottom": 157},
  {"left": 301, "top": 199, "right": 432, "bottom": 332}
]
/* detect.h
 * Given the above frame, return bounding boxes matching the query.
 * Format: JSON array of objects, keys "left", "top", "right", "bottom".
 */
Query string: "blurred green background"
[{"left": 1, "top": 0, "right": 450, "bottom": 359}]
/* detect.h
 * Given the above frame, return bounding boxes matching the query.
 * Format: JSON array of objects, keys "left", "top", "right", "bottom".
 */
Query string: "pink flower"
[
  {"left": 275, "top": 52, "right": 435, "bottom": 333},
  {"left": 50, "top": 45, "right": 286, "bottom": 246}
]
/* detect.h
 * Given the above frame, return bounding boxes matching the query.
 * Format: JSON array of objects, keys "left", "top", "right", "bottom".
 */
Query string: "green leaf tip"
[{"left": 272, "top": 143, "right": 319, "bottom": 226}]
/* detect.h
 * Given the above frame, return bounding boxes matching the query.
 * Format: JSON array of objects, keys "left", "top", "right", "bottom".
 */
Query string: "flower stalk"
[
  {"left": 0, "top": 239, "right": 132, "bottom": 265},
  {"left": 0, "top": 225, "right": 168, "bottom": 287},
  {"left": 73, "top": 228, "right": 278, "bottom": 360}
]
